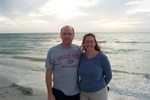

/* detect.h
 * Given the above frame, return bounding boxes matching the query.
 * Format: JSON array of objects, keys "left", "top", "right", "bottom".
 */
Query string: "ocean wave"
[
  {"left": 96, "top": 41, "right": 150, "bottom": 44},
  {"left": 97, "top": 40, "right": 107, "bottom": 43},
  {"left": 111, "top": 85, "right": 150, "bottom": 100},
  {"left": 115, "top": 41, "right": 150, "bottom": 43},
  {"left": 113, "top": 69, "right": 150, "bottom": 78},
  {"left": 0, "top": 47, "right": 31, "bottom": 55},
  {"left": 144, "top": 74, "right": 150, "bottom": 80},
  {"left": 12, "top": 56, "right": 45, "bottom": 62},
  {"left": 0, "top": 50, "right": 23, "bottom": 55},
  {"left": 0, "top": 58, "right": 45, "bottom": 72},
  {"left": 116, "top": 49, "right": 139, "bottom": 52},
  {"left": 103, "top": 49, "right": 140, "bottom": 54}
]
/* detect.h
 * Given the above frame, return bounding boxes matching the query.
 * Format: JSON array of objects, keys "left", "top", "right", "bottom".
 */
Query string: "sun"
[
  {"left": 41, "top": 0, "right": 79, "bottom": 19},
  {"left": 41, "top": 0, "right": 97, "bottom": 19}
]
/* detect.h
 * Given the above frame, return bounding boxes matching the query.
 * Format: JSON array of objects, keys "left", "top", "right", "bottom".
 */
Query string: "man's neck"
[{"left": 61, "top": 43, "right": 72, "bottom": 48}]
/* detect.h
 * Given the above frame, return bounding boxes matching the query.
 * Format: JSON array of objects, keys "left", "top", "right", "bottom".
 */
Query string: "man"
[{"left": 45, "top": 25, "right": 81, "bottom": 100}]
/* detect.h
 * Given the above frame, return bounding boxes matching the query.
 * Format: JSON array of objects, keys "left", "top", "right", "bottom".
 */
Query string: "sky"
[{"left": 0, "top": 0, "right": 150, "bottom": 33}]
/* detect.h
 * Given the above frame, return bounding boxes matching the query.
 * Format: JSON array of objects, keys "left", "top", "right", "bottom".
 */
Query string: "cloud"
[
  {"left": 126, "top": 0, "right": 150, "bottom": 14},
  {"left": 0, "top": 0, "right": 150, "bottom": 32},
  {"left": 0, "top": 0, "right": 49, "bottom": 18}
]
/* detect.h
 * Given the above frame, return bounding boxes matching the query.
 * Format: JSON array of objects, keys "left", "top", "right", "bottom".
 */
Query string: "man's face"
[{"left": 60, "top": 26, "right": 74, "bottom": 46}]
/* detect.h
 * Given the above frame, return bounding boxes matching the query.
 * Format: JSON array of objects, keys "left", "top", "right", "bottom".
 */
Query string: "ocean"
[{"left": 0, "top": 32, "right": 150, "bottom": 100}]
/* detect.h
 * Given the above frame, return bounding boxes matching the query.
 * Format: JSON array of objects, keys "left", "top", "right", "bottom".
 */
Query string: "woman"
[{"left": 78, "top": 33, "right": 112, "bottom": 100}]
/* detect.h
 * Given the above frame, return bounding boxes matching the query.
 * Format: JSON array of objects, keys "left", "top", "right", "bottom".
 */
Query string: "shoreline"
[
  {"left": 0, "top": 76, "right": 143, "bottom": 100},
  {"left": 0, "top": 75, "right": 47, "bottom": 100}
]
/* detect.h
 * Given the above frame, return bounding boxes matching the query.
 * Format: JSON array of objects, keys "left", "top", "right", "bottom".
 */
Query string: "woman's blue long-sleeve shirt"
[{"left": 78, "top": 52, "right": 112, "bottom": 92}]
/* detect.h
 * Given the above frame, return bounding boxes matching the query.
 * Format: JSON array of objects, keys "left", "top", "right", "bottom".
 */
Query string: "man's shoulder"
[{"left": 49, "top": 44, "right": 61, "bottom": 51}]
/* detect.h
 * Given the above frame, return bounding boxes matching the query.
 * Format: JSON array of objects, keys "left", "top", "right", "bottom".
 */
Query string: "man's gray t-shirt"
[{"left": 45, "top": 44, "right": 81, "bottom": 95}]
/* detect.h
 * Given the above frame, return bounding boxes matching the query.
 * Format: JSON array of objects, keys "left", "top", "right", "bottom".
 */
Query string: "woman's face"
[{"left": 83, "top": 36, "right": 96, "bottom": 51}]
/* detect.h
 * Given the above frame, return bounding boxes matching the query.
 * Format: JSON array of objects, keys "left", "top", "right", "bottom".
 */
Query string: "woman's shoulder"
[{"left": 97, "top": 52, "right": 108, "bottom": 58}]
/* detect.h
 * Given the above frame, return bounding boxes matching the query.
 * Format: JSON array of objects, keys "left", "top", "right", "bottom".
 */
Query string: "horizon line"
[{"left": 0, "top": 32, "right": 150, "bottom": 34}]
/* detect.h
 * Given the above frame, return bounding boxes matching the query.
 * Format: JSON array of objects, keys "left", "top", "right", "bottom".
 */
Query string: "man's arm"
[{"left": 45, "top": 69, "right": 55, "bottom": 100}]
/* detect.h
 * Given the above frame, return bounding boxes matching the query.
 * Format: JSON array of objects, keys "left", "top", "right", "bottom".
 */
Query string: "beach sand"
[
  {"left": 0, "top": 76, "right": 141, "bottom": 100},
  {"left": 0, "top": 76, "right": 47, "bottom": 100}
]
